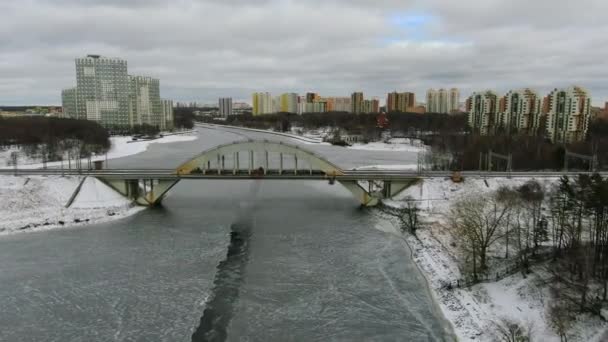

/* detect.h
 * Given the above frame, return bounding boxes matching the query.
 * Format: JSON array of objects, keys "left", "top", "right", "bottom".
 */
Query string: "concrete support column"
[
  {"left": 309, "top": 159, "right": 313, "bottom": 175},
  {"left": 233, "top": 152, "right": 238, "bottom": 175},
  {"left": 294, "top": 155, "right": 298, "bottom": 175},
  {"left": 279, "top": 153, "right": 283, "bottom": 175},
  {"left": 248, "top": 150, "right": 253, "bottom": 175},
  {"left": 217, "top": 154, "right": 221, "bottom": 175},
  {"left": 264, "top": 150, "right": 269, "bottom": 175},
  {"left": 236, "top": 152, "right": 240, "bottom": 173}
]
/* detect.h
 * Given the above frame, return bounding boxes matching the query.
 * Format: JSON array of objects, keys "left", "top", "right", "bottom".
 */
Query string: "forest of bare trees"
[
  {"left": 0, "top": 117, "right": 110, "bottom": 166},
  {"left": 448, "top": 175, "right": 608, "bottom": 334}
]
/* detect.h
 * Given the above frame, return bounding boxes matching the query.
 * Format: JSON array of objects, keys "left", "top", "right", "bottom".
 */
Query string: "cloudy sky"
[{"left": 1, "top": 0, "right": 607, "bottom": 106}]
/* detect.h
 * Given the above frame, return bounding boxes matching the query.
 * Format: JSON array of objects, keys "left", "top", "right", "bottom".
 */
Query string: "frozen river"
[{"left": 0, "top": 126, "right": 454, "bottom": 341}]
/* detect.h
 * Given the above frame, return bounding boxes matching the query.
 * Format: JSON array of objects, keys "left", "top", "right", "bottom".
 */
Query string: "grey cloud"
[{"left": 0, "top": 0, "right": 607, "bottom": 106}]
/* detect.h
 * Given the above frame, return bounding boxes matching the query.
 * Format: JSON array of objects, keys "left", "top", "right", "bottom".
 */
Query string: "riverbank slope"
[{"left": 381, "top": 177, "right": 608, "bottom": 341}]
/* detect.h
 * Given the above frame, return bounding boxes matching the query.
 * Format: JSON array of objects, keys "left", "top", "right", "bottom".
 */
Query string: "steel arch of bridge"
[{"left": 175, "top": 140, "right": 345, "bottom": 176}]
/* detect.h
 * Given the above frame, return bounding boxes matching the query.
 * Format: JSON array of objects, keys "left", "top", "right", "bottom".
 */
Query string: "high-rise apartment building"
[
  {"left": 280, "top": 93, "right": 298, "bottom": 113},
  {"left": 498, "top": 88, "right": 541, "bottom": 134},
  {"left": 426, "top": 89, "right": 439, "bottom": 113},
  {"left": 304, "top": 101, "right": 327, "bottom": 113},
  {"left": 323, "top": 97, "right": 335, "bottom": 112},
  {"left": 219, "top": 97, "right": 233, "bottom": 117},
  {"left": 252, "top": 92, "right": 273, "bottom": 115},
  {"left": 362, "top": 99, "right": 380, "bottom": 113},
  {"left": 129, "top": 75, "right": 162, "bottom": 127},
  {"left": 161, "top": 99, "right": 174, "bottom": 130},
  {"left": 386, "top": 91, "right": 416, "bottom": 112},
  {"left": 306, "top": 93, "right": 320, "bottom": 103},
  {"left": 438, "top": 89, "right": 449, "bottom": 113},
  {"left": 318, "top": 97, "right": 351, "bottom": 113},
  {"left": 62, "top": 55, "right": 172, "bottom": 129},
  {"left": 468, "top": 90, "right": 499, "bottom": 135},
  {"left": 351, "top": 92, "right": 364, "bottom": 114},
  {"left": 545, "top": 86, "right": 591, "bottom": 143},
  {"left": 73, "top": 55, "right": 130, "bottom": 126},
  {"left": 448, "top": 88, "right": 460, "bottom": 114},
  {"left": 427, "top": 88, "right": 460, "bottom": 114},
  {"left": 334, "top": 97, "right": 352, "bottom": 113},
  {"left": 61, "top": 88, "right": 77, "bottom": 119}
]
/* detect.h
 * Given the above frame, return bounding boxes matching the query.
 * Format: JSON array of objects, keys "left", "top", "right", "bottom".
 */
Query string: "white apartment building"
[
  {"left": 129, "top": 75, "right": 162, "bottom": 128},
  {"left": 63, "top": 55, "right": 171, "bottom": 129},
  {"left": 499, "top": 88, "right": 541, "bottom": 134},
  {"left": 73, "top": 55, "right": 130, "bottom": 126},
  {"left": 427, "top": 88, "right": 460, "bottom": 114},
  {"left": 468, "top": 90, "right": 498, "bottom": 135},
  {"left": 219, "top": 97, "right": 233, "bottom": 117},
  {"left": 546, "top": 86, "right": 591, "bottom": 143},
  {"left": 161, "top": 99, "right": 174, "bottom": 130},
  {"left": 448, "top": 88, "right": 460, "bottom": 114}
]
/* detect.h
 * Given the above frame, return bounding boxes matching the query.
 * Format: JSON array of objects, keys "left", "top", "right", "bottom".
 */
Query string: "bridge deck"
[{"left": 2, "top": 169, "right": 607, "bottom": 180}]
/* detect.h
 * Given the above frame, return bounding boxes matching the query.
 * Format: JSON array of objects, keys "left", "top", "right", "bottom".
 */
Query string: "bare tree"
[
  {"left": 399, "top": 197, "right": 420, "bottom": 234},
  {"left": 496, "top": 186, "right": 520, "bottom": 259},
  {"left": 450, "top": 194, "right": 510, "bottom": 279},
  {"left": 492, "top": 318, "right": 534, "bottom": 342},
  {"left": 548, "top": 303, "right": 572, "bottom": 342}
]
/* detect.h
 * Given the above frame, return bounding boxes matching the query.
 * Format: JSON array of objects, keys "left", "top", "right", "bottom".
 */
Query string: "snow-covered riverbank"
[
  {"left": 0, "top": 131, "right": 198, "bottom": 169},
  {"left": 348, "top": 138, "right": 427, "bottom": 154},
  {"left": 0, "top": 132, "right": 198, "bottom": 235},
  {"left": 380, "top": 177, "right": 608, "bottom": 341},
  {"left": 0, "top": 175, "right": 144, "bottom": 236}
]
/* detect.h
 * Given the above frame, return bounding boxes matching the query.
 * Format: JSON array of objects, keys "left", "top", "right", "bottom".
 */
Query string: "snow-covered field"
[
  {"left": 0, "top": 175, "right": 144, "bottom": 235},
  {"left": 0, "top": 132, "right": 198, "bottom": 169},
  {"left": 380, "top": 177, "right": 608, "bottom": 341}
]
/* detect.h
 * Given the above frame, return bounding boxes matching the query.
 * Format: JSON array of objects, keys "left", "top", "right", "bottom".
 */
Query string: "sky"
[{"left": 1, "top": 0, "right": 607, "bottom": 106}]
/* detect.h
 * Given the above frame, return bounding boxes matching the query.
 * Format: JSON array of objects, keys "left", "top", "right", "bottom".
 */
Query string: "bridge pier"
[
  {"left": 338, "top": 181, "right": 380, "bottom": 206},
  {"left": 338, "top": 179, "right": 419, "bottom": 207},
  {"left": 233, "top": 152, "right": 239, "bottom": 175},
  {"left": 248, "top": 150, "right": 254, "bottom": 175},
  {"left": 98, "top": 178, "right": 179, "bottom": 206}
]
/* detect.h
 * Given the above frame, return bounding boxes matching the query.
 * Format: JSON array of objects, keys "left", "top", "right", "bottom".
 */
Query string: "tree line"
[
  {"left": 0, "top": 117, "right": 109, "bottom": 148},
  {"left": 173, "top": 108, "right": 196, "bottom": 129},
  {"left": 0, "top": 117, "right": 111, "bottom": 165},
  {"left": 215, "top": 112, "right": 608, "bottom": 171}
]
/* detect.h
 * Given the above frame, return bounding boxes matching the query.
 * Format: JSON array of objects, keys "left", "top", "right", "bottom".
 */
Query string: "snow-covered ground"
[
  {"left": 352, "top": 164, "right": 419, "bottom": 171},
  {"left": 348, "top": 138, "right": 428, "bottom": 154},
  {"left": 380, "top": 177, "right": 608, "bottom": 341},
  {"left": 0, "top": 132, "right": 198, "bottom": 169},
  {"left": 198, "top": 123, "right": 330, "bottom": 145},
  {"left": 0, "top": 175, "right": 144, "bottom": 235}
]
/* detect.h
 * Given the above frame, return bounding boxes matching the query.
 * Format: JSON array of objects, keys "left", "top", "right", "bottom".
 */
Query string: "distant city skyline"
[{"left": 1, "top": 1, "right": 608, "bottom": 106}]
